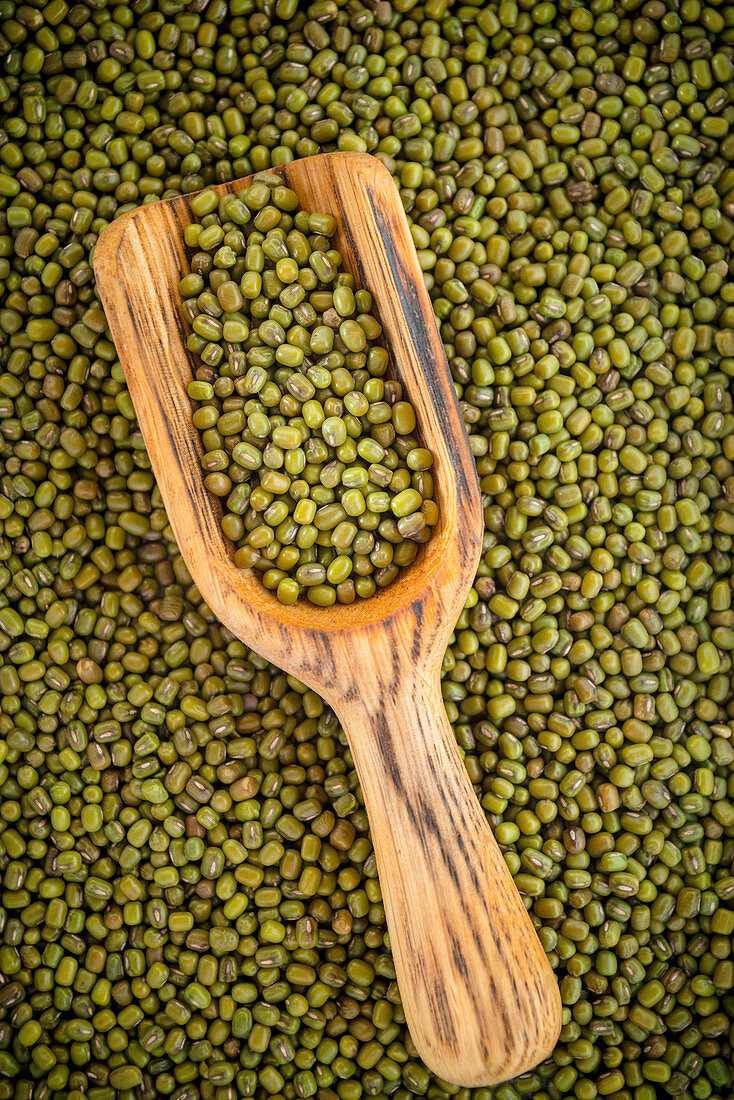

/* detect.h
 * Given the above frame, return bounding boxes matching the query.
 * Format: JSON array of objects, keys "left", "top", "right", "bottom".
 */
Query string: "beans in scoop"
[{"left": 180, "top": 176, "right": 438, "bottom": 607}]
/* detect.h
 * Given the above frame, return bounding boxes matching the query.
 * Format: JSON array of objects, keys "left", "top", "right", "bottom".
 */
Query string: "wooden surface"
[{"left": 94, "top": 152, "right": 561, "bottom": 1086}]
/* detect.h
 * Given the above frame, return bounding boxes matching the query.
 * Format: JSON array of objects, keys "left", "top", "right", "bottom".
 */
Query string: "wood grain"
[{"left": 93, "top": 152, "right": 561, "bottom": 1086}]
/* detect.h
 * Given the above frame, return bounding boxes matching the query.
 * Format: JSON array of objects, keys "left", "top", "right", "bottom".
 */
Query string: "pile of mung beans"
[
  {"left": 1, "top": 1, "right": 734, "bottom": 1099},
  {"left": 180, "top": 178, "right": 437, "bottom": 606}
]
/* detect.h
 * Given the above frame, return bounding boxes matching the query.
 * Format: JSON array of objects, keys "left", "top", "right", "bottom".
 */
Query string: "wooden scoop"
[{"left": 94, "top": 151, "right": 561, "bottom": 1087}]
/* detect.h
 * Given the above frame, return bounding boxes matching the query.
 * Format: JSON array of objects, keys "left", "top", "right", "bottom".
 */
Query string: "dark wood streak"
[
  {"left": 410, "top": 600, "right": 424, "bottom": 663},
  {"left": 93, "top": 151, "right": 561, "bottom": 1088},
  {"left": 367, "top": 711, "right": 408, "bottom": 804},
  {"left": 364, "top": 185, "right": 475, "bottom": 504},
  {"left": 429, "top": 984, "right": 456, "bottom": 1046},
  {"left": 451, "top": 938, "right": 469, "bottom": 982}
]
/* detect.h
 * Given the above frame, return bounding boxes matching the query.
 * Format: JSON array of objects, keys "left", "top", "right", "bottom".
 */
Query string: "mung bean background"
[{"left": 1, "top": 1, "right": 734, "bottom": 1099}]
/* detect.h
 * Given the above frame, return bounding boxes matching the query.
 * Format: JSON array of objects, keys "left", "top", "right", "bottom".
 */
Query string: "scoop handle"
[{"left": 335, "top": 668, "right": 561, "bottom": 1087}]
